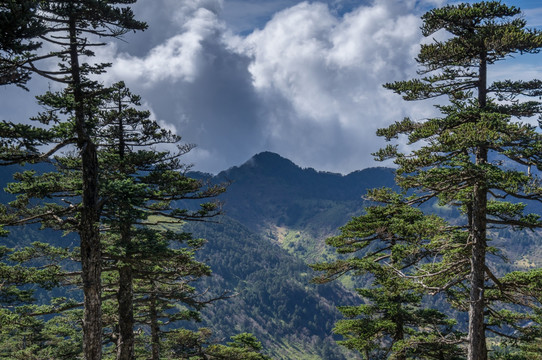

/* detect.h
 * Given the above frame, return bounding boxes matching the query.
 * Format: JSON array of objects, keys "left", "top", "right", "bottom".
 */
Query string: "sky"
[{"left": 2, "top": 0, "right": 542, "bottom": 174}]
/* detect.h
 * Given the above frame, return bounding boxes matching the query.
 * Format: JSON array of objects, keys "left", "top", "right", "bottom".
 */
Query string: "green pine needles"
[{"left": 312, "top": 189, "right": 465, "bottom": 359}]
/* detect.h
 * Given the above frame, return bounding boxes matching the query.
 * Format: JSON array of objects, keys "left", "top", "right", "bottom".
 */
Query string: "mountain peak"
[
  {"left": 217, "top": 152, "right": 302, "bottom": 180},
  {"left": 245, "top": 151, "right": 298, "bottom": 170}
]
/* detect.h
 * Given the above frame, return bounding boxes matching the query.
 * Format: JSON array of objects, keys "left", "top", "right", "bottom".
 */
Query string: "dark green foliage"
[
  {"left": 312, "top": 189, "right": 464, "bottom": 359},
  {"left": 0, "top": 2, "right": 266, "bottom": 352},
  {"left": 2, "top": 148, "right": 542, "bottom": 359},
  {"left": 0, "top": 2, "right": 146, "bottom": 359},
  {"left": 0, "top": 225, "right": 82, "bottom": 359},
  {"left": 0, "top": 78, "right": 224, "bottom": 358},
  {"left": 0, "top": 0, "right": 146, "bottom": 84},
  {"left": 0, "top": 0, "right": 44, "bottom": 87},
  {"left": 92, "top": 82, "right": 224, "bottom": 359},
  {"left": 211, "top": 152, "right": 396, "bottom": 234}
]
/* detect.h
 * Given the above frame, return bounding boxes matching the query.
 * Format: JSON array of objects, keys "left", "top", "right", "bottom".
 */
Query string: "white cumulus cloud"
[
  {"left": 111, "top": 0, "right": 225, "bottom": 84},
  {"left": 225, "top": 0, "right": 427, "bottom": 171}
]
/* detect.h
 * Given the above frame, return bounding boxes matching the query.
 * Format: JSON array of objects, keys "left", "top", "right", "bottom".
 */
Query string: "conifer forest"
[{"left": 0, "top": 1, "right": 542, "bottom": 359}]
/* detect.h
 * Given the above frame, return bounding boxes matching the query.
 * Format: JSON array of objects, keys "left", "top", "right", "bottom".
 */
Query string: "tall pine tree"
[
  {"left": 0, "top": 80, "right": 226, "bottom": 359},
  {"left": 376, "top": 2, "right": 542, "bottom": 359},
  {"left": 0, "top": 2, "right": 146, "bottom": 358}
]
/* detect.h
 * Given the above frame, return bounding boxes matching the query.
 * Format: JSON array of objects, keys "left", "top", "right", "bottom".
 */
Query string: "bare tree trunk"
[
  {"left": 390, "top": 239, "right": 406, "bottom": 360},
  {"left": 69, "top": 16, "right": 102, "bottom": 360},
  {"left": 393, "top": 314, "right": 406, "bottom": 360},
  {"left": 116, "top": 258, "right": 134, "bottom": 360},
  {"left": 150, "top": 293, "right": 161, "bottom": 360},
  {"left": 467, "top": 55, "right": 488, "bottom": 360},
  {"left": 468, "top": 178, "right": 488, "bottom": 360},
  {"left": 115, "top": 87, "right": 135, "bottom": 360}
]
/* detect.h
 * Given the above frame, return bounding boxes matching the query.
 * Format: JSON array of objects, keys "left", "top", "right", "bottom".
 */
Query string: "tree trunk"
[
  {"left": 467, "top": 55, "right": 488, "bottom": 360},
  {"left": 69, "top": 16, "right": 102, "bottom": 360},
  {"left": 468, "top": 178, "right": 487, "bottom": 360},
  {"left": 116, "top": 258, "right": 134, "bottom": 360},
  {"left": 150, "top": 293, "right": 161, "bottom": 360},
  {"left": 393, "top": 313, "right": 406, "bottom": 360},
  {"left": 390, "top": 240, "right": 406, "bottom": 360},
  {"left": 115, "top": 89, "right": 135, "bottom": 360}
]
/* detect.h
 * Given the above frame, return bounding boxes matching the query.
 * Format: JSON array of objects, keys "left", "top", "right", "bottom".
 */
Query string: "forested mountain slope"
[
  {"left": 189, "top": 152, "right": 542, "bottom": 359},
  {"left": 193, "top": 152, "right": 396, "bottom": 263},
  {"left": 213, "top": 151, "right": 395, "bottom": 231},
  {"left": 0, "top": 159, "right": 364, "bottom": 359},
  {"left": 186, "top": 218, "right": 358, "bottom": 360},
  {"left": 178, "top": 153, "right": 399, "bottom": 359},
  {"left": 178, "top": 153, "right": 395, "bottom": 358},
  {"left": 205, "top": 152, "right": 542, "bottom": 271}
]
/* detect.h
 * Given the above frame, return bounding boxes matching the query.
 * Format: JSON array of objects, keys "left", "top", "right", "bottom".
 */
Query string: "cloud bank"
[
  {"left": 103, "top": 0, "right": 505, "bottom": 173},
  {"left": 2, "top": 0, "right": 539, "bottom": 174}
]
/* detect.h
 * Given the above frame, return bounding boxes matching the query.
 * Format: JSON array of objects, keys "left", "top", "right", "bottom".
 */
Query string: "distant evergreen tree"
[
  {"left": 312, "top": 189, "right": 464, "bottom": 359},
  {"left": 373, "top": 2, "right": 542, "bottom": 359}
]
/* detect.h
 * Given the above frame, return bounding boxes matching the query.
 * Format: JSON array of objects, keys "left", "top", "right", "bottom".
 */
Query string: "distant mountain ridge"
[
  {"left": 218, "top": 151, "right": 395, "bottom": 200},
  {"left": 204, "top": 151, "right": 396, "bottom": 233}
]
